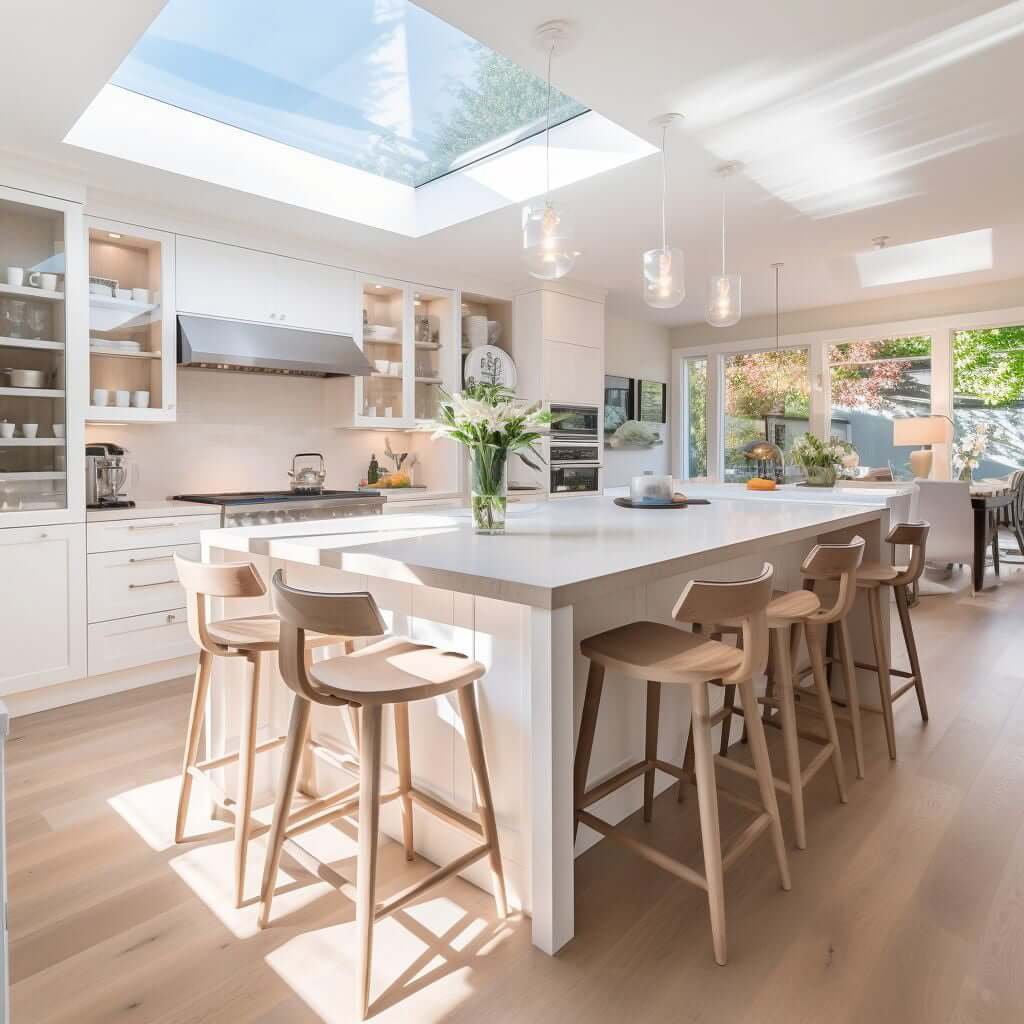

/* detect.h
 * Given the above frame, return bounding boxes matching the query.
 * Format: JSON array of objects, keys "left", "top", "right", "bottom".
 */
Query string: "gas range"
[{"left": 172, "top": 489, "right": 385, "bottom": 527}]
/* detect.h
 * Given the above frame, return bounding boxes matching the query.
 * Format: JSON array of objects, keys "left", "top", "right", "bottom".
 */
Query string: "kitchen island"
[{"left": 201, "top": 493, "right": 891, "bottom": 956}]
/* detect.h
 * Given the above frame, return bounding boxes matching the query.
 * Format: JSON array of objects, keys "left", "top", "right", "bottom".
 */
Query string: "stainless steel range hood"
[{"left": 177, "top": 314, "right": 373, "bottom": 378}]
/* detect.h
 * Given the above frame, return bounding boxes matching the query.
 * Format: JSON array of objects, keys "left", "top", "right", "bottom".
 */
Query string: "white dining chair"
[{"left": 914, "top": 479, "right": 975, "bottom": 586}]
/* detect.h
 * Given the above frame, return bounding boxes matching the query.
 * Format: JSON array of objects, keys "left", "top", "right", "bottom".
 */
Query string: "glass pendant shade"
[
  {"left": 642, "top": 246, "right": 685, "bottom": 309},
  {"left": 523, "top": 200, "right": 576, "bottom": 280},
  {"left": 705, "top": 272, "right": 742, "bottom": 326}
]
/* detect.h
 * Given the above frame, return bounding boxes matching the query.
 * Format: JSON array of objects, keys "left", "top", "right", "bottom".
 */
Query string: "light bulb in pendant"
[
  {"left": 643, "top": 246, "right": 685, "bottom": 308},
  {"left": 523, "top": 200, "right": 576, "bottom": 280},
  {"left": 705, "top": 273, "right": 741, "bottom": 327}
]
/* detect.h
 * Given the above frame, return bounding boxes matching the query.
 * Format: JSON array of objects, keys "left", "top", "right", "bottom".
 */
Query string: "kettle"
[{"left": 288, "top": 452, "right": 327, "bottom": 494}]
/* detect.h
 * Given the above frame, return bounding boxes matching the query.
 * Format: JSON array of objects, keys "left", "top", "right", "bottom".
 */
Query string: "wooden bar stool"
[
  {"left": 716, "top": 538, "right": 862, "bottom": 848},
  {"left": 840, "top": 522, "right": 931, "bottom": 760},
  {"left": 173, "top": 554, "right": 344, "bottom": 907},
  {"left": 258, "top": 571, "right": 506, "bottom": 1021},
  {"left": 574, "top": 564, "right": 790, "bottom": 966}
]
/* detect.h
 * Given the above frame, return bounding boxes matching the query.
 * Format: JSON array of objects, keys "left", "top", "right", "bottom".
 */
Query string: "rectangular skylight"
[
  {"left": 855, "top": 229, "right": 993, "bottom": 287},
  {"left": 108, "top": 0, "right": 587, "bottom": 188}
]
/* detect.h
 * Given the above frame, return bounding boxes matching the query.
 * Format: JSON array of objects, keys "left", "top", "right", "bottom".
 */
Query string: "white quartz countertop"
[
  {"left": 204, "top": 493, "right": 887, "bottom": 609},
  {"left": 86, "top": 499, "right": 219, "bottom": 522},
  {"left": 605, "top": 482, "right": 915, "bottom": 505}
]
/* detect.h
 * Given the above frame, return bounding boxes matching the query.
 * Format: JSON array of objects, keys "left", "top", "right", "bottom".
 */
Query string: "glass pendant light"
[
  {"left": 643, "top": 113, "right": 685, "bottom": 309},
  {"left": 523, "top": 22, "right": 577, "bottom": 280},
  {"left": 705, "top": 162, "right": 743, "bottom": 327}
]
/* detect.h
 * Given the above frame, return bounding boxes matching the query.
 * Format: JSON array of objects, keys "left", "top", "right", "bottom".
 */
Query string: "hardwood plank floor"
[{"left": 9, "top": 567, "right": 1024, "bottom": 1023}]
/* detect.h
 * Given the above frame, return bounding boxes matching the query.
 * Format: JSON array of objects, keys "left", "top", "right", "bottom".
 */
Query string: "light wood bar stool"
[
  {"left": 258, "top": 571, "right": 506, "bottom": 1021},
  {"left": 575, "top": 564, "right": 791, "bottom": 966},
  {"left": 835, "top": 522, "right": 931, "bottom": 761},
  {"left": 173, "top": 554, "right": 343, "bottom": 908},
  {"left": 716, "top": 538, "right": 862, "bottom": 848}
]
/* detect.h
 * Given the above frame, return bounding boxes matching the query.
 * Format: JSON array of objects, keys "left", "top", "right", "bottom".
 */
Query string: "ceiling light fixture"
[
  {"left": 705, "top": 162, "right": 743, "bottom": 327},
  {"left": 522, "top": 21, "right": 578, "bottom": 280},
  {"left": 643, "top": 113, "right": 686, "bottom": 309}
]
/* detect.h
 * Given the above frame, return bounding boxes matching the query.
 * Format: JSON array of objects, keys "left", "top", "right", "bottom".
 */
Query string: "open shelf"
[
  {"left": 0, "top": 336, "right": 63, "bottom": 351},
  {"left": 0, "top": 471, "right": 66, "bottom": 481},
  {"left": 415, "top": 376, "right": 443, "bottom": 384},
  {"left": 86, "top": 405, "right": 170, "bottom": 423},
  {"left": 89, "top": 347, "right": 161, "bottom": 360},
  {"left": 0, "top": 386, "right": 64, "bottom": 399},
  {"left": 0, "top": 282, "right": 64, "bottom": 302},
  {"left": 0, "top": 437, "right": 64, "bottom": 447},
  {"left": 89, "top": 294, "right": 157, "bottom": 315}
]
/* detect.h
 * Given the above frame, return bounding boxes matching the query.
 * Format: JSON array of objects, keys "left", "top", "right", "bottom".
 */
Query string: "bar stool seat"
[
  {"left": 766, "top": 589, "right": 820, "bottom": 625},
  {"left": 206, "top": 613, "right": 340, "bottom": 652},
  {"left": 581, "top": 621, "right": 744, "bottom": 683},
  {"left": 853, "top": 561, "right": 901, "bottom": 585}
]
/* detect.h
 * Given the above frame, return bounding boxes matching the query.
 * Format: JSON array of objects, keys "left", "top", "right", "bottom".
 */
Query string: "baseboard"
[{"left": 4, "top": 656, "right": 197, "bottom": 717}]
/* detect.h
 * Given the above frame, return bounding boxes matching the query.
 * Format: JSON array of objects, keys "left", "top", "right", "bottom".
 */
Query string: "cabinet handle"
[
  {"left": 166, "top": 613, "right": 177, "bottom": 623},
  {"left": 269, "top": 313, "right": 277, "bottom": 319},
  {"left": 280, "top": 314, "right": 287, "bottom": 321},
  {"left": 129, "top": 580, "right": 178, "bottom": 590},
  {"left": 118, "top": 522, "right": 178, "bottom": 531},
  {"left": 39, "top": 532, "right": 48, "bottom": 539},
  {"left": 128, "top": 554, "right": 175, "bottom": 564}
]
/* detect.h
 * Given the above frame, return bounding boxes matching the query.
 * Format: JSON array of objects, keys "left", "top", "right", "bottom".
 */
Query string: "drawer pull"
[
  {"left": 125, "top": 523, "right": 180, "bottom": 531},
  {"left": 128, "top": 580, "right": 178, "bottom": 590},
  {"left": 128, "top": 554, "right": 175, "bottom": 564}
]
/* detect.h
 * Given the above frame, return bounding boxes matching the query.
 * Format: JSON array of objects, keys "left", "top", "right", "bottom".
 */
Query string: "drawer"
[
  {"left": 88, "top": 607, "right": 196, "bottom": 676},
  {"left": 88, "top": 543, "right": 197, "bottom": 623},
  {"left": 87, "top": 514, "right": 220, "bottom": 553}
]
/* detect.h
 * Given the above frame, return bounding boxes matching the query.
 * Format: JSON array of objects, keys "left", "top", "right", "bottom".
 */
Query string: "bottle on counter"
[{"left": 367, "top": 453, "right": 379, "bottom": 485}]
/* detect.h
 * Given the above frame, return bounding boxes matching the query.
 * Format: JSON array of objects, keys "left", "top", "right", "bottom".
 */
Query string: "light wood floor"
[{"left": 10, "top": 567, "right": 1024, "bottom": 1023}]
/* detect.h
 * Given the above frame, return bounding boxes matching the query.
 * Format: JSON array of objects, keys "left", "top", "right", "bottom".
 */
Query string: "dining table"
[{"left": 970, "top": 478, "right": 1015, "bottom": 592}]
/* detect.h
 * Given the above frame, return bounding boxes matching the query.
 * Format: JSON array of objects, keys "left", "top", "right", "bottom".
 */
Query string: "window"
[
  {"left": 110, "top": 0, "right": 587, "bottom": 188},
  {"left": 724, "top": 348, "right": 810, "bottom": 481},
  {"left": 682, "top": 357, "right": 707, "bottom": 478},
  {"left": 828, "top": 336, "right": 931, "bottom": 477},
  {"left": 952, "top": 326, "right": 1024, "bottom": 478}
]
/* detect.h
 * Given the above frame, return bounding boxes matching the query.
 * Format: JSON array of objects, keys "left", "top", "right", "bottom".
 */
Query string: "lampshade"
[{"left": 892, "top": 416, "right": 954, "bottom": 446}]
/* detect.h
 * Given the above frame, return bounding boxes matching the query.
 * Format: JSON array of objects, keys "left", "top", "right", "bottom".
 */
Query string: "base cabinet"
[
  {"left": 87, "top": 608, "right": 195, "bottom": 677},
  {"left": 0, "top": 524, "right": 86, "bottom": 695}
]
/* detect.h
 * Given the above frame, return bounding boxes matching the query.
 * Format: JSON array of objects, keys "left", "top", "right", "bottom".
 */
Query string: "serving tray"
[{"left": 613, "top": 497, "right": 711, "bottom": 510}]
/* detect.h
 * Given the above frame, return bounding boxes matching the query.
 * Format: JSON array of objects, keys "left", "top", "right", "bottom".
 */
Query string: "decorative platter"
[{"left": 613, "top": 497, "right": 711, "bottom": 509}]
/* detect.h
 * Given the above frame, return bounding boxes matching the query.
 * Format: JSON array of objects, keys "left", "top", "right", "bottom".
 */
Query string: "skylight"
[{"left": 108, "top": 0, "right": 587, "bottom": 188}]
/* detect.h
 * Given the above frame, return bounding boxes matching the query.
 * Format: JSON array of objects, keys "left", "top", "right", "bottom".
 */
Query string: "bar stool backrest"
[
  {"left": 271, "top": 570, "right": 388, "bottom": 705},
  {"left": 174, "top": 553, "right": 266, "bottom": 655},
  {"left": 800, "top": 536, "right": 865, "bottom": 623},
  {"left": 886, "top": 522, "right": 930, "bottom": 586},
  {"left": 672, "top": 563, "right": 774, "bottom": 683}
]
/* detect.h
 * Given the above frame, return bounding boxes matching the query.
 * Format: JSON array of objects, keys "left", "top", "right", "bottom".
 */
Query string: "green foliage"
[
  {"left": 687, "top": 360, "right": 708, "bottom": 475},
  {"left": 953, "top": 327, "right": 1024, "bottom": 406}
]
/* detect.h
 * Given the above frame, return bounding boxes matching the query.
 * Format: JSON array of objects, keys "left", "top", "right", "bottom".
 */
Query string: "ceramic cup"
[
  {"left": 21, "top": 423, "right": 38, "bottom": 439},
  {"left": 52, "top": 424, "right": 64, "bottom": 438},
  {"left": 0, "top": 422, "right": 14, "bottom": 439},
  {"left": 131, "top": 390, "right": 150, "bottom": 408},
  {"left": 93, "top": 388, "right": 109, "bottom": 407},
  {"left": 115, "top": 389, "right": 131, "bottom": 408},
  {"left": 116, "top": 288, "right": 132, "bottom": 300},
  {"left": 28, "top": 272, "right": 57, "bottom": 291},
  {"left": 5, "top": 267, "right": 24, "bottom": 287},
  {"left": 131, "top": 288, "right": 150, "bottom": 303}
]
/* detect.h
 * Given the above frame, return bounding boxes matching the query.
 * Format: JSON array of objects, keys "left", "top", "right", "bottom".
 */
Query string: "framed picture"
[
  {"left": 637, "top": 379, "right": 667, "bottom": 424},
  {"left": 604, "top": 374, "right": 634, "bottom": 432}
]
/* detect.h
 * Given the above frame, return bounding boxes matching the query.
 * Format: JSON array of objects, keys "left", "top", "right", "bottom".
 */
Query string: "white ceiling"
[{"left": 4, "top": 0, "right": 1024, "bottom": 325}]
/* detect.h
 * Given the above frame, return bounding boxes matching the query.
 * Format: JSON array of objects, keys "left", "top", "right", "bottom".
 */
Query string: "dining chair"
[{"left": 914, "top": 480, "right": 974, "bottom": 584}]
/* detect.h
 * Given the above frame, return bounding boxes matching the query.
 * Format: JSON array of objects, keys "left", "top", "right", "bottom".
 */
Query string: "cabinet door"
[
  {"left": 543, "top": 340, "right": 604, "bottom": 405},
  {"left": 176, "top": 236, "right": 284, "bottom": 324},
  {"left": 275, "top": 258, "right": 355, "bottom": 334},
  {"left": 0, "top": 524, "right": 86, "bottom": 695},
  {"left": 542, "top": 292, "right": 604, "bottom": 348}
]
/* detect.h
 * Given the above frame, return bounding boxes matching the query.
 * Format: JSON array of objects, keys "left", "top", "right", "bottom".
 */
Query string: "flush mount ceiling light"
[
  {"left": 705, "top": 161, "right": 743, "bottom": 327},
  {"left": 855, "top": 229, "right": 993, "bottom": 287},
  {"left": 642, "top": 113, "right": 686, "bottom": 309},
  {"left": 522, "top": 20, "right": 579, "bottom": 280}
]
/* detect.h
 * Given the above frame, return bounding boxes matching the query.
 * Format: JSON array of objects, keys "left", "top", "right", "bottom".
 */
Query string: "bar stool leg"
[
  {"left": 574, "top": 662, "right": 605, "bottom": 839},
  {"left": 458, "top": 685, "right": 508, "bottom": 919},
  {"left": 689, "top": 684, "right": 727, "bottom": 965},
  {"left": 718, "top": 684, "right": 736, "bottom": 756},
  {"left": 644, "top": 680, "right": 661, "bottom": 822},
  {"left": 356, "top": 704, "right": 383, "bottom": 1022},
  {"left": 678, "top": 717, "right": 694, "bottom": 803},
  {"left": 234, "top": 653, "right": 262, "bottom": 908},
  {"left": 772, "top": 625, "right": 807, "bottom": 849},
  {"left": 836, "top": 620, "right": 866, "bottom": 779},
  {"left": 258, "top": 694, "right": 311, "bottom": 929},
  {"left": 894, "top": 584, "right": 929, "bottom": 722},
  {"left": 805, "top": 622, "right": 848, "bottom": 804},
  {"left": 175, "top": 648, "right": 212, "bottom": 844},
  {"left": 393, "top": 702, "right": 415, "bottom": 861},
  {"left": 866, "top": 588, "right": 897, "bottom": 760},
  {"left": 738, "top": 677, "right": 791, "bottom": 892}
]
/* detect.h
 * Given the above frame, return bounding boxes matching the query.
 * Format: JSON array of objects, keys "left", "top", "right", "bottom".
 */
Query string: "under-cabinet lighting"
[{"left": 108, "top": 232, "right": 122, "bottom": 239}]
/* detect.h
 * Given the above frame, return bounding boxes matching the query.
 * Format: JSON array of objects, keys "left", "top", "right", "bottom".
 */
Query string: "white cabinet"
[
  {"left": 541, "top": 292, "right": 603, "bottom": 349},
  {"left": 87, "top": 543, "right": 196, "bottom": 622},
  {"left": 87, "top": 607, "right": 195, "bottom": 676},
  {"left": 175, "top": 235, "right": 355, "bottom": 334},
  {"left": 0, "top": 524, "right": 86, "bottom": 695},
  {"left": 543, "top": 340, "right": 604, "bottom": 405},
  {"left": 87, "top": 513, "right": 219, "bottom": 553}
]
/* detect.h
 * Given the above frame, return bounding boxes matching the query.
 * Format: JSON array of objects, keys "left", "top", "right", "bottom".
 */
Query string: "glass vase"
[
  {"left": 804, "top": 465, "right": 837, "bottom": 487},
  {"left": 470, "top": 446, "right": 508, "bottom": 534}
]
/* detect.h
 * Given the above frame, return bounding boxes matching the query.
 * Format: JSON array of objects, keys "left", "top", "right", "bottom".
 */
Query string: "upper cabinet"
[
  {"left": 541, "top": 292, "right": 603, "bottom": 349},
  {"left": 87, "top": 219, "right": 176, "bottom": 423},
  {"left": 175, "top": 235, "right": 355, "bottom": 335},
  {"left": 0, "top": 186, "right": 86, "bottom": 527}
]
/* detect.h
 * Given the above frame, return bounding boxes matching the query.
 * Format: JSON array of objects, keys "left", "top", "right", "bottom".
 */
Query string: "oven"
[
  {"left": 550, "top": 442, "right": 601, "bottom": 495},
  {"left": 550, "top": 404, "right": 600, "bottom": 443}
]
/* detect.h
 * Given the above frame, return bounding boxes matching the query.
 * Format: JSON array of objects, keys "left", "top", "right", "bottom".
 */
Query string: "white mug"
[
  {"left": 28, "top": 272, "right": 57, "bottom": 291},
  {"left": 52, "top": 424, "right": 65, "bottom": 438},
  {"left": 21, "top": 423, "right": 38, "bottom": 438},
  {"left": 131, "top": 288, "right": 150, "bottom": 303},
  {"left": 131, "top": 390, "right": 150, "bottom": 408},
  {"left": 0, "top": 422, "right": 14, "bottom": 439},
  {"left": 93, "top": 388, "right": 109, "bottom": 407},
  {"left": 5, "top": 267, "right": 24, "bottom": 287},
  {"left": 115, "top": 389, "right": 131, "bottom": 408}
]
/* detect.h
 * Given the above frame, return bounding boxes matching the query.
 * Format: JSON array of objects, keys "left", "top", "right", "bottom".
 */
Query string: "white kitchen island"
[{"left": 201, "top": 493, "right": 891, "bottom": 957}]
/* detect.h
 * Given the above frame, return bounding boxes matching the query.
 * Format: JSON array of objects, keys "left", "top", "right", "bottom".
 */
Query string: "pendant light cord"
[
  {"left": 720, "top": 187, "right": 727, "bottom": 276},
  {"left": 774, "top": 262, "right": 782, "bottom": 350},
  {"left": 660, "top": 124, "right": 668, "bottom": 252},
  {"left": 544, "top": 40, "right": 554, "bottom": 200}
]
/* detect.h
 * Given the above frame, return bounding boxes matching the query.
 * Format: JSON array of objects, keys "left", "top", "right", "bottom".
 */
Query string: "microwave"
[
  {"left": 550, "top": 403, "right": 599, "bottom": 442},
  {"left": 550, "top": 462, "right": 601, "bottom": 495}
]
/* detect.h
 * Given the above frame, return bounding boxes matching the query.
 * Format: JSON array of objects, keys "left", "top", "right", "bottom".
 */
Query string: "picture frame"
[
  {"left": 637, "top": 379, "right": 667, "bottom": 424},
  {"left": 604, "top": 374, "right": 634, "bottom": 433}
]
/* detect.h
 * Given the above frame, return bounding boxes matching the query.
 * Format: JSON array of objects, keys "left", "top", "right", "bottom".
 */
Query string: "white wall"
[{"left": 603, "top": 315, "right": 673, "bottom": 487}]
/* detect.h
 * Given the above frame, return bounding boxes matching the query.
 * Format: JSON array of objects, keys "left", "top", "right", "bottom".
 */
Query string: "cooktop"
[{"left": 173, "top": 490, "right": 379, "bottom": 506}]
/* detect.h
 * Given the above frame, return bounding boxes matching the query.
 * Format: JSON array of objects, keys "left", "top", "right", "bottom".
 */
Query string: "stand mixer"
[{"left": 85, "top": 442, "right": 135, "bottom": 509}]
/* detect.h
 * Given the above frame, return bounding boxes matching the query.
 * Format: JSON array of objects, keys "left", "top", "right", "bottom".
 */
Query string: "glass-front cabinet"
[
  {"left": 331, "top": 275, "right": 457, "bottom": 428},
  {"left": 87, "top": 218, "right": 176, "bottom": 422},
  {"left": 0, "top": 186, "right": 86, "bottom": 525}
]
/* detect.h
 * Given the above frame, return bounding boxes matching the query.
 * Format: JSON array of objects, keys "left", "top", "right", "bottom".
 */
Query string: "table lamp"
[{"left": 892, "top": 416, "right": 953, "bottom": 478}]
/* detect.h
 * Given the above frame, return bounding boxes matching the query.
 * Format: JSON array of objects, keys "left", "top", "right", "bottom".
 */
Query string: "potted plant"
[
  {"left": 430, "top": 383, "right": 551, "bottom": 534},
  {"left": 952, "top": 421, "right": 993, "bottom": 481},
  {"left": 790, "top": 433, "right": 854, "bottom": 487}
]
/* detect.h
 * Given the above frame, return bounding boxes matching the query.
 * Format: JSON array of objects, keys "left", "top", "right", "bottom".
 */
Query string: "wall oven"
[
  {"left": 550, "top": 404, "right": 600, "bottom": 442},
  {"left": 550, "top": 442, "right": 601, "bottom": 495}
]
